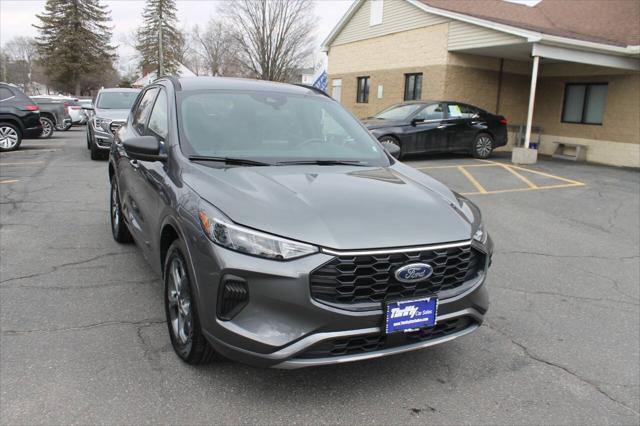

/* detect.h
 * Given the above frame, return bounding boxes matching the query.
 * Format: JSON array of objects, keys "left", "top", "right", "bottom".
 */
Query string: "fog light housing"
[{"left": 217, "top": 275, "right": 249, "bottom": 320}]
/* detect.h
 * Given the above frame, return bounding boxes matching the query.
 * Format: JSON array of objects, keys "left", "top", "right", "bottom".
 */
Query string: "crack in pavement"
[
  {"left": 492, "top": 285, "right": 640, "bottom": 308},
  {"left": 2, "top": 318, "right": 166, "bottom": 335},
  {"left": 484, "top": 323, "right": 640, "bottom": 417},
  {"left": 0, "top": 251, "right": 138, "bottom": 285},
  {"left": 1, "top": 277, "right": 159, "bottom": 291},
  {"left": 495, "top": 250, "right": 639, "bottom": 261}
]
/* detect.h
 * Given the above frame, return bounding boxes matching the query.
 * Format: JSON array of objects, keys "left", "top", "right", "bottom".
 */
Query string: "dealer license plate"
[{"left": 384, "top": 297, "right": 438, "bottom": 334}]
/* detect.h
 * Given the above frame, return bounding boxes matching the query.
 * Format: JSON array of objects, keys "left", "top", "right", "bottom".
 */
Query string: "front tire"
[
  {"left": 472, "top": 133, "right": 494, "bottom": 159},
  {"left": 378, "top": 135, "right": 403, "bottom": 160},
  {"left": 39, "top": 117, "right": 54, "bottom": 139},
  {"left": 0, "top": 123, "right": 22, "bottom": 152},
  {"left": 56, "top": 122, "right": 72, "bottom": 131},
  {"left": 164, "top": 240, "right": 217, "bottom": 365},
  {"left": 110, "top": 176, "right": 133, "bottom": 243}
]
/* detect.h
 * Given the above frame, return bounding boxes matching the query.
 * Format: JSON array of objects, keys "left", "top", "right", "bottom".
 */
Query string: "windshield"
[
  {"left": 97, "top": 92, "right": 139, "bottom": 109},
  {"left": 374, "top": 103, "right": 425, "bottom": 120},
  {"left": 178, "top": 90, "right": 390, "bottom": 166}
]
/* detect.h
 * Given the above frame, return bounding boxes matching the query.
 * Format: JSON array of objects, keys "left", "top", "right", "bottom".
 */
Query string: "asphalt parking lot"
[{"left": 1, "top": 129, "right": 638, "bottom": 425}]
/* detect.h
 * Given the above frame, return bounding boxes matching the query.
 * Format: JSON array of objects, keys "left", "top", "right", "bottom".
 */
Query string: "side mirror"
[
  {"left": 381, "top": 141, "right": 401, "bottom": 159},
  {"left": 123, "top": 136, "right": 166, "bottom": 162},
  {"left": 410, "top": 117, "right": 425, "bottom": 127}
]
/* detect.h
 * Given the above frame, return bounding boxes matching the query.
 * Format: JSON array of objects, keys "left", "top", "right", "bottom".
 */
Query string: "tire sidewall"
[
  {"left": 379, "top": 136, "right": 403, "bottom": 159},
  {"left": 164, "top": 240, "right": 199, "bottom": 361}
]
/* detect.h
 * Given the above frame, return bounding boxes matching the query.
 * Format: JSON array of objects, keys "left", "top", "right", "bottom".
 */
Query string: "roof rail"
[
  {"left": 153, "top": 75, "right": 182, "bottom": 91},
  {"left": 293, "top": 83, "right": 331, "bottom": 98}
]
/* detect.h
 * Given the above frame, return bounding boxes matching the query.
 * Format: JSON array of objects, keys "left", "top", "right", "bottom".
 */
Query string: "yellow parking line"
[
  {"left": 509, "top": 164, "right": 585, "bottom": 185},
  {"left": 416, "top": 163, "right": 497, "bottom": 170},
  {"left": 0, "top": 179, "right": 19, "bottom": 184},
  {"left": 457, "top": 166, "right": 487, "bottom": 194},
  {"left": 500, "top": 164, "right": 538, "bottom": 189},
  {"left": 0, "top": 161, "right": 44, "bottom": 166},
  {"left": 461, "top": 182, "right": 584, "bottom": 196}
]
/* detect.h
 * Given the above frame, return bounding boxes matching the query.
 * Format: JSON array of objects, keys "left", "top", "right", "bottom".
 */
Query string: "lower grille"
[
  {"left": 296, "top": 316, "right": 475, "bottom": 359},
  {"left": 310, "top": 244, "right": 482, "bottom": 308}
]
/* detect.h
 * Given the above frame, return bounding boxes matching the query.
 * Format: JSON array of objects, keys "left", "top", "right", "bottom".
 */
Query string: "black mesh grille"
[
  {"left": 310, "top": 245, "right": 482, "bottom": 307},
  {"left": 217, "top": 278, "right": 248, "bottom": 320},
  {"left": 296, "top": 316, "right": 474, "bottom": 359}
]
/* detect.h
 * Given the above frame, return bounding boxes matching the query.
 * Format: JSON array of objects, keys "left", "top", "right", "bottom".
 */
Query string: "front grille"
[
  {"left": 109, "top": 121, "right": 124, "bottom": 135},
  {"left": 310, "top": 244, "right": 482, "bottom": 308},
  {"left": 296, "top": 316, "right": 475, "bottom": 359}
]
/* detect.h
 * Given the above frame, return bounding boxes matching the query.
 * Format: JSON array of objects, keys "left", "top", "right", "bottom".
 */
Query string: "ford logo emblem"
[{"left": 394, "top": 263, "right": 433, "bottom": 283}]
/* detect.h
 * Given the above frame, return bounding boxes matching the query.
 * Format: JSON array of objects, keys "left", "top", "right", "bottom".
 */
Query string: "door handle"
[{"left": 437, "top": 124, "right": 448, "bottom": 129}]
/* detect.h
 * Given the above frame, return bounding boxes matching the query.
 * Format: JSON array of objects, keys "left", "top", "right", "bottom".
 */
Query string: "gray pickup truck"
[{"left": 30, "top": 98, "right": 72, "bottom": 138}]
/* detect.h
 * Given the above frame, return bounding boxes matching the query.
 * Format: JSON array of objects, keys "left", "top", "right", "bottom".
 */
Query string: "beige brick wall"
[{"left": 327, "top": 24, "right": 449, "bottom": 75}]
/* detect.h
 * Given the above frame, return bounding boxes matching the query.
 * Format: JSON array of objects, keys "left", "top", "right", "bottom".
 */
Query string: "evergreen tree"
[
  {"left": 136, "top": 0, "right": 184, "bottom": 76},
  {"left": 34, "top": 0, "right": 116, "bottom": 95}
]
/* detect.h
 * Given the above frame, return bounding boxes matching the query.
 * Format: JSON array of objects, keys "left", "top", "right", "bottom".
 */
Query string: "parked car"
[
  {"left": 362, "top": 101, "right": 508, "bottom": 159},
  {"left": 0, "top": 82, "right": 42, "bottom": 151},
  {"left": 30, "top": 98, "right": 72, "bottom": 138},
  {"left": 86, "top": 87, "right": 140, "bottom": 160},
  {"left": 31, "top": 95, "right": 86, "bottom": 127},
  {"left": 78, "top": 98, "right": 94, "bottom": 119},
  {"left": 108, "top": 77, "right": 492, "bottom": 368}
]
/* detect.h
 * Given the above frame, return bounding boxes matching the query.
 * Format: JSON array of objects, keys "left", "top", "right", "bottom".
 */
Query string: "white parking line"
[{"left": 0, "top": 161, "right": 45, "bottom": 166}]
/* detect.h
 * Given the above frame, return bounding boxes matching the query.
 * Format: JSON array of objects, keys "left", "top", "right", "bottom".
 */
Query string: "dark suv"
[
  {"left": 109, "top": 77, "right": 491, "bottom": 368},
  {"left": 0, "top": 82, "right": 43, "bottom": 151}
]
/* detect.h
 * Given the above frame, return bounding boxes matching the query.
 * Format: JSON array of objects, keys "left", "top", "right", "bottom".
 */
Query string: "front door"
[{"left": 411, "top": 103, "right": 447, "bottom": 153}]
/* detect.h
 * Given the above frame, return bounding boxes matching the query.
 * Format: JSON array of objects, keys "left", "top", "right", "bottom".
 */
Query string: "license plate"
[{"left": 384, "top": 297, "right": 438, "bottom": 334}]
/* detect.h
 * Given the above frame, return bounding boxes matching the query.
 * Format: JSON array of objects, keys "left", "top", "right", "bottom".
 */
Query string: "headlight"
[
  {"left": 93, "top": 117, "right": 111, "bottom": 132},
  {"left": 198, "top": 201, "right": 318, "bottom": 260},
  {"left": 473, "top": 222, "right": 487, "bottom": 245}
]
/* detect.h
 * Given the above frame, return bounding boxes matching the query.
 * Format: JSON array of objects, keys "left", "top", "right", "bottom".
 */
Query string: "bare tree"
[
  {"left": 3, "top": 36, "right": 39, "bottom": 90},
  {"left": 192, "top": 18, "right": 237, "bottom": 76},
  {"left": 224, "top": 0, "right": 316, "bottom": 82}
]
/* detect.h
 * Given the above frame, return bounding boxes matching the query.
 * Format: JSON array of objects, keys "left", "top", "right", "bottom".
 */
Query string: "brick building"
[{"left": 322, "top": 0, "right": 640, "bottom": 167}]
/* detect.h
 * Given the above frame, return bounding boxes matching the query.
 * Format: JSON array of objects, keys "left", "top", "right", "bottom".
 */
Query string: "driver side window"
[
  {"left": 414, "top": 104, "right": 444, "bottom": 121},
  {"left": 132, "top": 88, "right": 159, "bottom": 135}
]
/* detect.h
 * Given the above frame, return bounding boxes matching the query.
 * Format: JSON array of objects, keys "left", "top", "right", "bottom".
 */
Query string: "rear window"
[{"left": 96, "top": 92, "right": 139, "bottom": 109}]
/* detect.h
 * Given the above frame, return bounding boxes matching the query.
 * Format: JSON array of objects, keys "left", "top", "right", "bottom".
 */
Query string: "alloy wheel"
[
  {"left": 167, "top": 257, "right": 192, "bottom": 346},
  {"left": 0, "top": 126, "right": 19, "bottom": 149},
  {"left": 476, "top": 136, "right": 492, "bottom": 157},
  {"left": 41, "top": 119, "right": 53, "bottom": 138},
  {"left": 111, "top": 184, "right": 120, "bottom": 230}
]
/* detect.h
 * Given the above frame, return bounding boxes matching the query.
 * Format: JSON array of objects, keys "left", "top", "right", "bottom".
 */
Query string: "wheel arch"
[{"left": 0, "top": 116, "right": 24, "bottom": 134}]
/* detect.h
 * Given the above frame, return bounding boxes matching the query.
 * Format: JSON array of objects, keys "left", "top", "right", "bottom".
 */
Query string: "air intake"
[{"left": 217, "top": 276, "right": 249, "bottom": 320}]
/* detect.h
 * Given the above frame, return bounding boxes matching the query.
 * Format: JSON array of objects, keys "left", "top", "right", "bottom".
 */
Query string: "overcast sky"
[{"left": 0, "top": 0, "right": 353, "bottom": 72}]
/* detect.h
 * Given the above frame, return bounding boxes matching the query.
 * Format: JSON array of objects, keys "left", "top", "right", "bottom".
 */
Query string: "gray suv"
[
  {"left": 87, "top": 88, "right": 140, "bottom": 160},
  {"left": 109, "top": 77, "right": 492, "bottom": 368}
]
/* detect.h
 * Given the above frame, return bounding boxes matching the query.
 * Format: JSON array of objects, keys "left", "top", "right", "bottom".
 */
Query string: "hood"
[
  {"left": 94, "top": 108, "right": 129, "bottom": 121},
  {"left": 183, "top": 163, "right": 473, "bottom": 250},
  {"left": 361, "top": 118, "right": 406, "bottom": 130}
]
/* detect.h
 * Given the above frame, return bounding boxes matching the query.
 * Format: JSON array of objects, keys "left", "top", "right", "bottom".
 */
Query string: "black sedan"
[{"left": 362, "top": 101, "right": 507, "bottom": 159}]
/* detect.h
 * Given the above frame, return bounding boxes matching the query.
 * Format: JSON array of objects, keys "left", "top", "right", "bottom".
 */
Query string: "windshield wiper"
[
  {"left": 188, "top": 155, "right": 271, "bottom": 166},
  {"left": 276, "top": 160, "right": 369, "bottom": 166}
]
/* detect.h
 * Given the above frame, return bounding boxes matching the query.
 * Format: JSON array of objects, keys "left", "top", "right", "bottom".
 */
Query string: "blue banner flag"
[{"left": 313, "top": 70, "right": 327, "bottom": 92}]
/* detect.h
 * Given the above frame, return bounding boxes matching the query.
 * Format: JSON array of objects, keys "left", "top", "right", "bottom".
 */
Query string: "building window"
[
  {"left": 562, "top": 83, "right": 608, "bottom": 125},
  {"left": 370, "top": 0, "right": 383, "bottom": 26},
  {"left": 356, "top": 77, "right": 370, "bottom": 103},
  {"left": 404, "top": 73, "right": 423, "bottom": 101}
]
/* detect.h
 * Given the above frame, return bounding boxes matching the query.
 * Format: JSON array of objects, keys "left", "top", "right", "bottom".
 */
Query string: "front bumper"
[
  {"left": 191, "top": 236, "right": 491, "bottom": 368},
  {"left": 91, "top": 127, "right": 114, "bottom": 150}
]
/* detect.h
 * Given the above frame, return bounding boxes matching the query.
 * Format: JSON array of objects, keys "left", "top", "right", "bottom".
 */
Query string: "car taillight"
[
  {"left": 499, "top": 118, "right": 507, "bottom": 125},
  {"left": 25, "top": 105, "right": 39, "bottom": 111}
]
